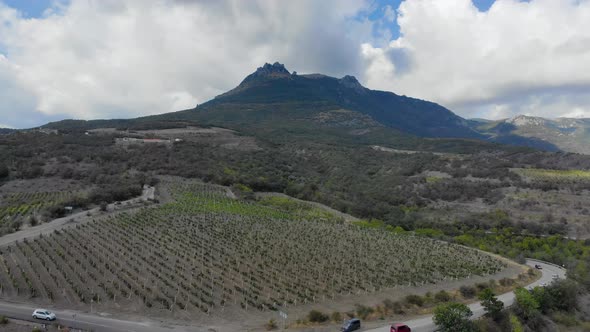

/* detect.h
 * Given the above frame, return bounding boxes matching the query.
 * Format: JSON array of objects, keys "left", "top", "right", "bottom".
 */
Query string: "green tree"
[
  {"left": 433, "top": 302, "right": 475, "bottom": 332},
  {"left": 542, "top": 279, "right": 579, "bottom": 312},
  {"left": 513, "top": 287, "right": 539, "bottom": 321},
  {"left": 478, "top": 288, "right": 504, "bottom": 321}
]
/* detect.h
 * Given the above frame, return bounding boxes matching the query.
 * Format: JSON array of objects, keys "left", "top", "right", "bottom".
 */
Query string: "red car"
[{"left": 391, "top": 324, "right": 411, "bottom": 332}]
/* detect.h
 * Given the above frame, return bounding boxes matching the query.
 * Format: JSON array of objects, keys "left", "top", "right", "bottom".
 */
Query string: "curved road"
[{"left": 365, "top": 259, "right": 566, "bottom": 332}]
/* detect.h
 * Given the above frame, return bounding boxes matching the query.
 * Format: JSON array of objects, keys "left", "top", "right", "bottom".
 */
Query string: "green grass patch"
[
  {"left": 516, "top": 168, "right": 590, "bottom": 180},
  {"left": 163, "top": 193, "right": 293, "bottom": 220},
  {"left": 353, "top": 219, "right": 385, "bottom": 229},
  {"left": 258, "top": 195, "right": 341, "bottom": 222},
  {"left": 426, "top": 176, "right": 443, "bottom": 183}
]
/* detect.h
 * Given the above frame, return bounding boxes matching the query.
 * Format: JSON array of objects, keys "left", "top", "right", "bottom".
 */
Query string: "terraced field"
[{"left": 0, "top": 180, "right": 506, "bottom": 319}]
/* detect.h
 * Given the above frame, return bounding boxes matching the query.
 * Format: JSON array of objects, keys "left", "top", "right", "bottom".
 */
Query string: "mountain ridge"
[
  {"left": 37, "top": 62, "right": 585, "bottom": 154},
  {"left": 474, "top": 115, "right": 590, "bottom": 154},
  {"left": 200, "top": 62, "right": 483, "bottom": 139}
]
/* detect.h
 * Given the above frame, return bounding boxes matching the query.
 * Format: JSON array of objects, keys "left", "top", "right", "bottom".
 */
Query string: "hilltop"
[{"left": 475, "top": 115, "right": 590, "bottom": 154}]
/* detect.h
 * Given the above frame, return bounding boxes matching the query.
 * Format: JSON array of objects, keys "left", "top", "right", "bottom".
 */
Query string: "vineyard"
[
  {"left": 0, "top": 180, "right": 506, "bottom": 319},
  {"left": 0, "top": 190, "right": 85, "bottom": 235}
]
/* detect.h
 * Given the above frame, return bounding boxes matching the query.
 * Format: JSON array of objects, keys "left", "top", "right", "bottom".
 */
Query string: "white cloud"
[
  {"left": 383, "top": 5, "right": 396, "bottom": 22},
  {"left": 361, "top": 0, "right": 590, "bottom": 120},
  {"left": 0, "top": 0, "right": 373, "bottom": 128},
  {"left": 2, "top": 0, "right": 589, "bottom": 128},
  {"left": 563, "top": 108, "right": 590, "bottom": 118}
]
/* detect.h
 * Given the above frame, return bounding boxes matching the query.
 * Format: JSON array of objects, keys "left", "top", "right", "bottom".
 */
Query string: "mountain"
[
  {"left": 43, "top": 62, "right": 535, "bottom": 153},
  {"left": 476, "top": 115, "right": 590, "bottom": 154},
  {"left": 188, "top": 62, "right": 483, "bottom": 139}
]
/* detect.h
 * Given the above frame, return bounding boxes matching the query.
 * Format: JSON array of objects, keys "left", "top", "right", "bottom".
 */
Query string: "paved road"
[
  {"left": 0, "top": 186, "right": 154, "bottom": 248},
  {"left": 365, "top": 259, "right": 566, "bottom": 332},
  {"left": 0, "top": 300, "right": 202, "bottom": 332}
]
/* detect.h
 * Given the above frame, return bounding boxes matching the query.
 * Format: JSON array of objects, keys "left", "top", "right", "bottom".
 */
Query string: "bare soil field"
[{"left": 91, "top": 126, "right": 261, "bottom": 151}]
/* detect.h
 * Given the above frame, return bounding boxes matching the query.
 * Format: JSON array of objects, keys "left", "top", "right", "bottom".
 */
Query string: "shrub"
[
  {"left": 0, "top": 315, "right": 7, "bottom": 324},
  {"left": 405, "top": 294, "right": 424, "bottom": 307},
  {"left": 29, "top": 216, "right": 38, "bottom": 227},
  {"left": 499, "top": 278, "right": 515, "bottom": 287},
  {"left": 434, "top": 290, "right": 452, "bottom": 303},
  {"left": 550, "top": 312, "right": 578, "bottom": 327},
  {"left": 355, "top": 304, "right": 374, "bottom": 319},
  {"left": 509, "top": 314, "right": 524, "bottom": 332},
  {"left": 487, "top": 279, "right": 497, "bottom": 289},
  {"left": 331, "top": 311, "right": 342, "bottom": 322},
  {"left": 459, "top": 285, "right": 477, "bottom": 299},
  {"left": 45, "top": 205, "right": 66, "bottom": 218},
  {"left": 308, "top": 310, "right": 329, "bottom": 323},
  {"left": 476, "top": 282, "right": 491, "bottom": 291},
  {"left": 392, "top": 301, "right": 404, "bottom": 314},
  {"left": 383, "top": 299, "right": 404, "bottom": 314},
  {"left": 264, "top": 319, "right": 278, "bottom": 330}
]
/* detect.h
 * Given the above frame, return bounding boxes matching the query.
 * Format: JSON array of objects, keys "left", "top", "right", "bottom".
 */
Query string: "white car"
[{"left": 32, "top": 309, "right": 56, "bottom": 321}]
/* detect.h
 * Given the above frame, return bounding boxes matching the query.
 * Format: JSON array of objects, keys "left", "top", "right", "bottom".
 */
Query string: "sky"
[{"left": 0, "top": 0, "right": 589, "bottom": 128}]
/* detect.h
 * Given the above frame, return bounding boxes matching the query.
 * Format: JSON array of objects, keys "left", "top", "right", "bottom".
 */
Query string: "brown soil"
[{"left": 0, "top": 318, "right": 77, "bottom": 332}]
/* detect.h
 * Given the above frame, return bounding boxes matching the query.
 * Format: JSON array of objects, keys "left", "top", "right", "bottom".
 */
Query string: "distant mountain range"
[
  {"left": 473, "top": 115, "right": 590, "bottom": 154},
  {"left": 39, "top": 62, "right": 588, "bottom": 154}
]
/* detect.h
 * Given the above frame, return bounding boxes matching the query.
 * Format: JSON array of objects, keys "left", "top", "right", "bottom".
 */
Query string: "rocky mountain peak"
[
  {"left": 252, "top": 62, "right": 291, "bottom": 78},
  {"left": 339, "top": 75, "right": 365, "bottom": 92},
  {"left": 507, "top": 115, "right": 546, "bottom": 127},
  {"left": 235, "top": 62, "right": 293, "bottom": 89}
]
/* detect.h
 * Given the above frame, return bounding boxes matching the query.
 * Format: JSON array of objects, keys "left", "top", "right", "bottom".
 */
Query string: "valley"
[{"left": 0, "top": 62, "right": 589, "bottom": 331}]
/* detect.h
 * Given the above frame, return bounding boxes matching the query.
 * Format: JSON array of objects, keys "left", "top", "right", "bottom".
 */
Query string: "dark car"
[
  {"left": 391, "top": 324, "right": 411, "bottom": 332},
  {"left": 341, "top": 318, "right": 361, "bottom": 332},
  {"left": 535, "top": 264, "right": 542, "bottom": 270}
]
